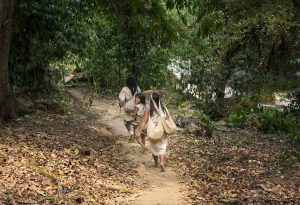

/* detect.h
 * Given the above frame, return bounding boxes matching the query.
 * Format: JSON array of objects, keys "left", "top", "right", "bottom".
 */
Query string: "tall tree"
[{"left": 0, "top": 0, "right": 16, "bottom": 121}]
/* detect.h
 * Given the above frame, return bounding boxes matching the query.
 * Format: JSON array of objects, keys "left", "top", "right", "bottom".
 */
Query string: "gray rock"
[
  {"left": 176, "top": 116, "right": 213, "bottom": 137},
  {"left": 216, "top": 120, "right": 227, "bottom": 126}
]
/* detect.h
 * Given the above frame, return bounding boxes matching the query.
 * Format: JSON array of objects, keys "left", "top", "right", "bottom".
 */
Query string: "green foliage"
[
  {"left": 9, "top": 0, "right": 185, "bottom": 93},
  {"left": 5, "top": 0, "right": 300, "bottom": 147},
  {"left": 193, "top": 111, "right": 212, "bottom": 125},
  {"left": 289, "top": 131, "right": 300, "bottom": 147},
  {"left": 258, "top": 109, "right": 300, "bottom": 146},
  {"left": 226, "top": 107, "right": 300, "bottom": 146},
  {"left": 288, "top": 88, "right": 300, "bottom": 116},
  {"left": 226, "top": 109, "right": 258, "bottom": 128},
  {"left": 258, "top": 109, "right": 298, "bottom": 134},
  {"left": 173, "top": 0, "right": 300, "bottom": 115},
  {"left": 10, "top": 0, "right": 96, "bottom": 91},
  {"left": 53, "top": 92, "right": 75, "bottom": 110}
]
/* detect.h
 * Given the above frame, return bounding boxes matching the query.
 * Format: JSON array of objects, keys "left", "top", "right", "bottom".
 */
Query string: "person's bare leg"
[
  {"left": 135, "top": 135, "right": 145, "bottom": 148},
  {"left": 141, "top": 135, "right": 146, "bottom": 146},
  {"left": 152, "top": 154, "right": 159, "bottom": 167},
  {"left": 159, "top": 155, "right": 165, "bottom": 172},
  {"left": 125, "top": 122, "right": 134, "bottom": 142}
]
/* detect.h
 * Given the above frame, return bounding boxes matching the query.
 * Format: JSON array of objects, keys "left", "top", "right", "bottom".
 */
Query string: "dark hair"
[
  {"left": 126, "top": 75, "right": 138, "bottom": 95},
  {"left": 150, "top": 92, "right": 166, "bottom": 117},
  {"left": 135, "top": 93, "right": 146, "bottom": 105}
]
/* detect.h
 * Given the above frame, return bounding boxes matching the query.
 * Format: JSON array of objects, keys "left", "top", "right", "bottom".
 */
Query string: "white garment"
[
  {"left": 135, "top": 103, "right": 145, "bottom": 122},
  {"left": 118, "top": 86, "right": 141, "bottom": 121},
  {"left": 147, "top": 109, "right": 168, "bottom": 156},
  {"left": 148, "top": 136, "right": 168, "bottom": 156}
]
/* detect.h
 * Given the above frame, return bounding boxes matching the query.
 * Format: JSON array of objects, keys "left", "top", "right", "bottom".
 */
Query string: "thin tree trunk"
[
  {"left": 93, "top": 75, "right": 98, "bottom": 94},
  {"left": 216, "top": 41, "right": 242, "bottom": 101},
  {"left": 0, "top": 0, "right": 16, "bottom": 122}
]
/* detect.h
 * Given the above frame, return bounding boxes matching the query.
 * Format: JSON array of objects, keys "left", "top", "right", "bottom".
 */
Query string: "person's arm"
[
  {"left": 118, "top": 87, "right": 126, "bottom": 106},
  {"left": 131, "top": 107, "right": 138, "bottom": 117},
  {"left": 135, "top": 109, "right": 149, "bottom": 137}
]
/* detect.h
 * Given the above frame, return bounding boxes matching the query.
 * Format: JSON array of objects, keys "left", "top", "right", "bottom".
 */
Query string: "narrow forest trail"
[{"left": 68, "top": 87, "right": 185, "bottom": 205}]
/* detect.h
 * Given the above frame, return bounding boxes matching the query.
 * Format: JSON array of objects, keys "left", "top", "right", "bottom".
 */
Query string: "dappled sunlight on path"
[{"left": 68, "top": 87, "right": 185, "bottom": 205}]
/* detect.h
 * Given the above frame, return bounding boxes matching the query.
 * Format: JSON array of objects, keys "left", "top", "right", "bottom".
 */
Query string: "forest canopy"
[
  {"left": 5, "top": 0, "right": 300, "bottom": 91},
  {"left": 1, "top": 0, "right": 300, "bottom": 136},
  {"left": 0, "top": 1, "right": 300, "bottom": 204}
]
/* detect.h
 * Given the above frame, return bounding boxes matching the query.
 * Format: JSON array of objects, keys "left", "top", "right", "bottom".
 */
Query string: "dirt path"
[{"left": 68, "top": 88, "right": 184, "bottom": 205}]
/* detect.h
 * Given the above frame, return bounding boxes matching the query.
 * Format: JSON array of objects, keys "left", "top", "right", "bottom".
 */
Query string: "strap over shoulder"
[
  {"left": 150, "top": 93, "right": 176, "bottom": 135},
  {"left": 127, "top": 86, "right": 141, "bottom": 98}
]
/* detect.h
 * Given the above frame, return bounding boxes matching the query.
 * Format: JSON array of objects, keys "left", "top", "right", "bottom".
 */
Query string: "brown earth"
[
  {"left": 0, "top": 87, "right": 185, "bottom": 205},
  {"left": 1, "top": 87, "right": 299, "bottom": 205}
]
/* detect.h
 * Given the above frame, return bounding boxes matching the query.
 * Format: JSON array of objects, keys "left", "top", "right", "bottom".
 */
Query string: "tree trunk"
[
  {"left": 0, "top": 0, "right": 16, "bottom": 122},
  {"left": 215, "top": 41, "right": 242, "bottom": 101},
  {"left": 264, "top": 36, "right": 288, "bottom": 77}
]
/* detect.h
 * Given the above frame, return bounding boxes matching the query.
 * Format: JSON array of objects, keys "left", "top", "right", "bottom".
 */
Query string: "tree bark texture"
[{"left": 0, "top": 0, "right": 16, "bottom": 121}]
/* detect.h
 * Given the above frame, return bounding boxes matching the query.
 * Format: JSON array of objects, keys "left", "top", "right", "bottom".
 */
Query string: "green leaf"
[
  {"left": 43, "top": 195, "right": 55, "bottom": 201},
  {"left": 220, "top": 199, "right": 232, "bottom": 204}
]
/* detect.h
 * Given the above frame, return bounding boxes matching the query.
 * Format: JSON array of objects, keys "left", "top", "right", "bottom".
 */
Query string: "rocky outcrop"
[{"left": 176, "top": 116, "right": 213, "bottom": 137}]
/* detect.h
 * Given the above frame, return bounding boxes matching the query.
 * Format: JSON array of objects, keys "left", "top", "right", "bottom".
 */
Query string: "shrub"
[
  {"left": 226, "top": 108, "right": 300, "bottom": 146},
  {"left": 258, "top": 109, "right": 297, "bottom": 134},
  {"left": 226, "top": 111, "right": 248, "bottom": 127},
  {"left": 288, "top": 88, "right": 300, "bottom": 117},
  {"left": 257, "top": 109, "right": 300, "bottom": 146},
  {"left": 193, "top": 111, "right": 213, "bottom": 125},
  {"left": 289, "top": 130, "right": 300, "bottom": 147},
  {"left": 226, "top": 109, "right": 257, "bottom": 128}
]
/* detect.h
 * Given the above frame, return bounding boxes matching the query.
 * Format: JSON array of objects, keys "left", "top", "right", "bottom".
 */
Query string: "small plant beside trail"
[{"left": 225, "top": 108, "right": 300, "bottom": 147}]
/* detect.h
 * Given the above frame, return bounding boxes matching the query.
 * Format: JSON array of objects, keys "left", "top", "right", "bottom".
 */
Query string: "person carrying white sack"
[
  {"left": 118, "top": 76, "right": 141, "bottom": 141},
  {"left": 135, "top": 92, "right": 176, "bottom": 172}
]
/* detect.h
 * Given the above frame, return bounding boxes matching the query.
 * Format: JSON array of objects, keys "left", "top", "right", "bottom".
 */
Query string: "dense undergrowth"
[{"left": 162, "top": 84, "right": 300, "bottom": 148}]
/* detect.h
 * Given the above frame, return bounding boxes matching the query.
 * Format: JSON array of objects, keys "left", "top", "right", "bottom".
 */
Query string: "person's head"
[
  {"left": 150, "top": 92, "right": 166, "bottom": 116},
  {"left": 126, "top": 75, "right": 137, "bottom": 95},
  {"left": 151, "top": 92, "right": 160, "bottom": 107},
  {"left": 135, "top": 93, "right": 145, "bottom": 105}
]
